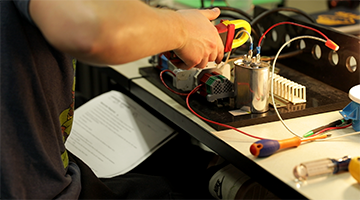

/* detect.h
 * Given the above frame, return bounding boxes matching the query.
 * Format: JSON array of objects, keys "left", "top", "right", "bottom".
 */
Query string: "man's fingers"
[
  {"left": 172, "top": 56, "right": 197, "bottom": 70},
  {"left": 211, "top": 50, "right": 224, "bottom": 64},
  {"left": 198, "top": 7, "right": 221, "bottom": 21},
  {"left": 209, "top": 52, "right": 217, "bottom": 62},
  {"left": 174, "top": 62, "right": 190, "bottom": 70},
  {"left": 194, "top": 59, "right": 208, "bottom": 69},
  {"left": 215, "top": 53, "right": 224, "bottom": 64},
  {"left": 177, "top": 57, "right": 208, "bottom": 70}
]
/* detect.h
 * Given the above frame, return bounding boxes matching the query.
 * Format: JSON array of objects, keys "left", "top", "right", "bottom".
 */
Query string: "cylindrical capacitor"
[
  {"left": 233, "top": 58, "right": 270, "bottom": 113},
  {"left": 293, "top": 156, "right": 351, "bottom": 180}
]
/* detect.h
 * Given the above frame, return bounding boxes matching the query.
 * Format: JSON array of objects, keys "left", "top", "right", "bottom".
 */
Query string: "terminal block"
[
  {"left": 172, "top": 68, "right": 198, "bottom": 91},
  {"left": 199, "top": 72, "right": 234, "bottom": 103},
  {"left": 155, "top": 52, "right": 234, "bottom": 102}
]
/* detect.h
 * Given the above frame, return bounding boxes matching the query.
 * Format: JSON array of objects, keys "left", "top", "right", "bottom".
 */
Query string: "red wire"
[
  {"left": 160, "top": 69, "right": 348, "bottom": 141},
  {"left": 185, "top": 84, "right": 264, "bottom": 140},
  {"left": 160, "top": 69, "right": 189, "bottom": 96},
  {"left": 160, "top": 69, "right": 264, "bottom": 139},
  {"left": 310, "top": 123, "right": 352, "bottom": 137},
  {"left": 257, "top": 21, "right": 329, "bottom": 48}
]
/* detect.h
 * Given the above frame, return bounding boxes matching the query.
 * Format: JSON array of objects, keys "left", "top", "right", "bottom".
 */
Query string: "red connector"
[
  {"left": 215, "top": 20, "right": 235, "bottom": 53},
  {"left": 325, "top": 39, "right": 339, "bottom": 51}
]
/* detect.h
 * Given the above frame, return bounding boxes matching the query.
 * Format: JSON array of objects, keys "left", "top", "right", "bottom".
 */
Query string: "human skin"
[{"left": 29, "top": 0, "right": 224, "bottom": 69}]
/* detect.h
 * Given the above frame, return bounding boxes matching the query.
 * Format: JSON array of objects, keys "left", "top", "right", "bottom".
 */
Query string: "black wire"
[
  {"left": 204, "top": 6, "right": 253, "bottom": 21},
  {"left": 217, "top": 13, "right": 258, "bottom": 37},
  {"left": 202, "top": 5, "right": 312, "bottom": 62},
  {"left": 260, "top": 49, "right": 304, "bottom": 61},
  {"left": 204, "top": 6, "right": 258, "bottom": 39},
  {"left": 250, "top": 7, "right": 316, "bottom": 42},
  {"left": 229, "top": 49, "right": 304, "bottom": 61},
  {"left": 251, "top": 7, "right": 315, "bottom": 27}
]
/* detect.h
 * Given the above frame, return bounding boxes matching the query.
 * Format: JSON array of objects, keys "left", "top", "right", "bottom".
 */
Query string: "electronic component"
[
  {"left": 233, "top": 53, "right": 271, "bottom": 113},
  {"left": 157, "top": 52, "right": 234, "bottom": 103},
  {"left": 272, "top": 74, "right": 306, "bottom": 105},
  {"left": 198, "top": 72, "right": 234, "bottom": 102},
  {"left": 171, "top": 61, "right": 231, "bottom": 93},
  {"left": 156, "top": 53, "right": 177, "bottom": 71},
  {"left": 156, "top": 51, "right": 232, "bottom": 93},
  {"left": 171, "top": 68, "right": 198, "bottom": 92}
]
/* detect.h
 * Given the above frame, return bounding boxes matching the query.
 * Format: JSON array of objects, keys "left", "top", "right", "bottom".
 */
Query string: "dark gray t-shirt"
[{"left": 1, "top": 0, "right": 81, "bottom": 198}]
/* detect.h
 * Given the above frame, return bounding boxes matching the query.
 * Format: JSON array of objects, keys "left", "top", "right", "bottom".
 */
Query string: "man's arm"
[{"left": 29, "top": 0, "right": 224, "bottom": 69}]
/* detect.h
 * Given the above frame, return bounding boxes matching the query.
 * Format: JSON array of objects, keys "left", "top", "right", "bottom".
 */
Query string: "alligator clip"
[
  {"left": 161, "top": 19, "right": 252, "bottom": 68},
  {"left": 215, "top": 19, "right": 251, "bottom": 52}
]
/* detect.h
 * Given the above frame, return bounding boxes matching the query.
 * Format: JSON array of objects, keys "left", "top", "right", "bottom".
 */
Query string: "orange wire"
[{"left": 301, "top": 134, "right": 329, "bottom": 142}]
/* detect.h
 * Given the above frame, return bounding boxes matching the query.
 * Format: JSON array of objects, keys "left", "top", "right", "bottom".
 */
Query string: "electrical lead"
[{"left": 303, "top": 119, "right": 351, "bottom": 137}]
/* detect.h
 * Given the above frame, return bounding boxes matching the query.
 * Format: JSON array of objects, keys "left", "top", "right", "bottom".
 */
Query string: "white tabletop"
[
  {"left": 131, "top": 77, "right": 360, "bottom": 200},
  {"left": 213, "top": 111, "right": 360, "bottom": 200},
  {"left": 110, "top": 57, "right": 151, "bottom": 79}
]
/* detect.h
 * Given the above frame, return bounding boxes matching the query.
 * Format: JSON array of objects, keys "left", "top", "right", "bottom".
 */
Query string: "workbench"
[
  {"left": 91, "top": 5, "right": 360, "bottom": 199},
  {"left": 98, "top": 55, "right": 360, "bottom": 199}
]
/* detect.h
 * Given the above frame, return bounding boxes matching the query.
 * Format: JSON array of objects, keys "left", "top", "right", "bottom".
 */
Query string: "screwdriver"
[
  {"left": 293, "top": 156, "right": 353, "bottom": 181},
  {"left": 250, "top": 134, "right": 329, "bottom": 158},
  {"left": 300, "top": 156, "right": 360, "bottom": 183}
]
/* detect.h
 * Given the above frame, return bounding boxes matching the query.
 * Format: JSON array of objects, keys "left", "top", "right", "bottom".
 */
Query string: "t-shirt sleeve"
[{"left": 13, "top": 0, "right": 35, "bottom": 24}]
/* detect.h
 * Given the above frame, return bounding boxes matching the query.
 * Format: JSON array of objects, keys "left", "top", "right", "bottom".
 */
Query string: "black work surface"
[{"left": 139, "top": 65, "right": 350, "bottom": 131}]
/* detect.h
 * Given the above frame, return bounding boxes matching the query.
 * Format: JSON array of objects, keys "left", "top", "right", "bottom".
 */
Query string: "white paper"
[{"left": 65, "top": 90, "right": 175, "bottom": 178}]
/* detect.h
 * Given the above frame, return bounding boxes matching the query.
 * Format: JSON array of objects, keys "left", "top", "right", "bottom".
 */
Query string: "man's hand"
[
  {"left": 29, "top": 0, "right": 223, "bottom": 67},
  {"left": 173, "top": 8, "right": 224, "bottom": 70}
]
